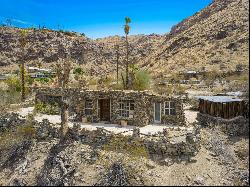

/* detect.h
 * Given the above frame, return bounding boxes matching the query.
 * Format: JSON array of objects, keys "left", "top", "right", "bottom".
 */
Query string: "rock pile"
[
  {"left": 0, "top": 112, "right": 25, "bottom": 132},
  {"left": 37, "top": 142, "right": 76, "bottom": 186},
  {"left": 96, "top": 162, "right": 129, "bottom": 186},
  {"left": 1, "top": 140, "right": 34, "bottom": 170}
]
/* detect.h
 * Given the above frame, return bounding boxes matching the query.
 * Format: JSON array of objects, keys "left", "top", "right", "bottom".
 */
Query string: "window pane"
[
  {"left": 130, "top": 103, "right": 134, "bottom": 110},
  {"left": 170, "top": 102, "right": 175, "bottom": 108},
  {"left": 85, "top": 100, "right": 93, "bottom": 108},
  {"left": 170, "top": 109, "right": 176, "bottom": 115},
  {"left": 165, "top": 102, "right": 170, "bottom": 108},
  {"left": 165, "top": 109, "right": 170, "bottom": 115},
  {"left": 85, "top": 109, "right": 92, "bottom": 115}
]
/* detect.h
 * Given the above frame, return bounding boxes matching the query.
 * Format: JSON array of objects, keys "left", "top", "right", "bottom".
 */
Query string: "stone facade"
[{"left": 35, "top": 88, "right": 186, "bottom": 127}]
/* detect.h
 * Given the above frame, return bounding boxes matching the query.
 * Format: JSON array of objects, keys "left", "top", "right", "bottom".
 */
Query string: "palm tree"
[
  {"left": 124, "top": 17, "right": 131, "bottom": 89},
  {"left": 19, "top": 30, "right": 28, "bottom": 102}
]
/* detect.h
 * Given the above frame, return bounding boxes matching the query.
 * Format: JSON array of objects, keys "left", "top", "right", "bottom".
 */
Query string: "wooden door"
[{"left": 99, "top": 99, "right": 110, "bottom": 121}]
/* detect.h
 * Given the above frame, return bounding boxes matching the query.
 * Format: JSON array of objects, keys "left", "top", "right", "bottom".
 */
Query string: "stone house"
[{"left": 35, "top": 88, "right": 186, "bottom": 127}]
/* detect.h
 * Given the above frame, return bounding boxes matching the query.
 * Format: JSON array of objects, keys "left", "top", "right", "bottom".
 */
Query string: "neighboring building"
[
  {"left": 196, "top": 96, "right": 248, "bottom": 119},
  {"left": 196, "top": 95, "right": 249, "bottom": 136},
  {"left": 0, "top": 74, "right": 15, "bottom": 80},
  {"left": 0, "top": 74, "right": 7, "bottom": 80},
  {"left": 183, "top": 71, "right": 199, "bottom": 80},
  {"left": 35, "top": 88, "right": 186, "bottom": 127},
  {"left": 27, "top": 66, "right": 54, "bottom": 78}
]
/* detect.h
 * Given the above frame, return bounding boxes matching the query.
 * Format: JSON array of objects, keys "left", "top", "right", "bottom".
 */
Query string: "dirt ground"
[{"left": 0, "top": 129, "right": 248, "bottom": 186}]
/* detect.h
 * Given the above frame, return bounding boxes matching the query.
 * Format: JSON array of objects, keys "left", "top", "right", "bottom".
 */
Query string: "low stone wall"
[
  {"left": 71, "top": 124, "right": 200, "bottom": 159},
  {"left": 197, "top": 113, "right": 249, "bottom": 136},
  {"left": 0, "top": 112, "right": 60, "bottom": 140}
]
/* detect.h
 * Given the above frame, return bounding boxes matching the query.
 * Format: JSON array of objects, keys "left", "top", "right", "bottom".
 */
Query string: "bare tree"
[
  {"left": 54, "top": 43, "right": 73, "bottom": 137},
  {"left": 54, "top": 57, "right": 72, "bottom": 137}
]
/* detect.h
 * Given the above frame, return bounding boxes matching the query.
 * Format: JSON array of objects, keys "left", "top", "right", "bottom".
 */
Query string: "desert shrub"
[
  {"left": 153, "top": 84, "right": 173, "bottom": 95},
  {"left": 104, "top": 135, "right": 148, "bottom": 158},
  {"left": 174, "top": 84, "right": 187, "bottom": 94},
  {"left": 5, "top": 76, "right": 21, "bottom": 92},
  {"left": 234, "top": 139, "right": 249, "bottom": 160},
  {"left": 111, "top": 82, "right": 124, "bottom": 90},
  {"left": 73, "top": 67, "right": 85, "bottom": 75},
  {"left": 35, "top": 77, "right": 52, "bottom": 85},
  {"left": 133, "top": 70, "right": 151, "bottom": 91},
  {"left": 0, "top": 116, "right": 36, "bottom": 150},
  {"left": 35, "top": 101, "right": 59, "bottom": 115},
  {"left": 88, "top": 77, "right": 97, "bottom": 85},
  {"left": 0, "top": 77, "right": 22, "bottom": 113}
]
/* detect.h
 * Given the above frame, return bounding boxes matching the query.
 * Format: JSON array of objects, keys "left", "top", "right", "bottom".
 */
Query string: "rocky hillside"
[
  {"left": 143, "top": 0, "right": 249, "bottom": 77},
  {"left": 0, "top": 0, "right": 249, "bottom": 77}
]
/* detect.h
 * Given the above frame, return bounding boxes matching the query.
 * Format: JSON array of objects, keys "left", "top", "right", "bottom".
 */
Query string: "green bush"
[
  {"left": 35, "top": 101, "right": 59, "bottom": 115},
  {"left": 73, "top": 67, "right": 85, "bottom": 75},
  {"left": 133, "top": 70, "right": 151, "bottom": 91},
  {"left": 35, "top": 77, "right": 52, "bottom": 84},
  {"left": 5, "top": 76, "right": 21, "bottom": 92}
]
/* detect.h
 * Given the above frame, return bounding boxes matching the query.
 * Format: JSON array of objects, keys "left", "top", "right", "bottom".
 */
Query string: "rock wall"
[
  {"left": 71, "top": 124, "right": 200, "bottom": 159},
  {"left": 197, "top": 113, "right": 249, "bottom": 136}
]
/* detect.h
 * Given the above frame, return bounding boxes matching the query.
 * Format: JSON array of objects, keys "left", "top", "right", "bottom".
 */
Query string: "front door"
[
  {"left": 154, "top": 102, "right": 161, "bottom": 123},
  {"left": 99, "top": 99, "right": 110, "bottom": 121}
]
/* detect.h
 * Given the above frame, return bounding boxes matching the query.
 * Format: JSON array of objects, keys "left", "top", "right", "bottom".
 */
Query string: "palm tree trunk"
[
  {"left": 116, "top": 45, "right": 119, "bottom": 84},
  {"left": 125, "top": 34, "right": 129, "bottom": 89},
  {"left": 21, "top": 61, "right": 25, "bottom": 102}
]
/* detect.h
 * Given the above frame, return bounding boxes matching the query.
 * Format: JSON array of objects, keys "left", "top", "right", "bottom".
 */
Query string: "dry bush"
[
  {"left": 234, "top": 138, "right": 249, "bottom": 160},
  {"left": 103, "top": 135, "right": 149, "bottom": 159},
  {"left": 0, "top": 114, "right": 36, "bottom": 150}
]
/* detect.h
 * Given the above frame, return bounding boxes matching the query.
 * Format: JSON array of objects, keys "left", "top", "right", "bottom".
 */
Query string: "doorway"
[
  {"left": 99, "top": 99, "right": 111, "bottom": 121},
  {"left": 154, "top": 102, "right": 161, "bottom": 123}
]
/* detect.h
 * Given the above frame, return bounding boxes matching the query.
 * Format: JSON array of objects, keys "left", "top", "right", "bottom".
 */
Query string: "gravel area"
[{"left": 13, "top": 107, "right": 194, "bottom": 135}]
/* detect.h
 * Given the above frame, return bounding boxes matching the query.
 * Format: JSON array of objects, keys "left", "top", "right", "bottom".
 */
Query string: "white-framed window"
[
  {"left": 85, "top": 99, "right": 93, "bottom": 116},
  {"left": 164, "top": 101, "right": 176, "bottom": 115},
  {"left": 118, "top": 100, "right": 135, "bottom": 118}
]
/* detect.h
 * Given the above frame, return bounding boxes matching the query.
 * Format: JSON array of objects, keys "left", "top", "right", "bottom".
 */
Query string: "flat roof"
[{"left": 195, "top": 96, "right": 243, "bottom": 103}]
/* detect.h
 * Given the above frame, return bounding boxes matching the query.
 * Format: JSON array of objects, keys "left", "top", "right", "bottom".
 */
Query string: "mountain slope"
[
  {"left": 144, "top": 0, "right": 249, "bottom": 77},
  {"left": 0, "top": 0, "right": 249, "bottom": 77}
]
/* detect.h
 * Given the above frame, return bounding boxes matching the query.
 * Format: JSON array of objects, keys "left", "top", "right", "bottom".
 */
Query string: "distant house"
[
  {"left": 0, "top": 74, "right": 14, "bottom": 80},
  {"left": 0, "top": 74, "right": 7, "bottom": 80},
  {"left": 27, "top": 66, "right": 54, "bottom": 78},
  {"left": 179, "top": 70, "right": 199, "bottom": 80}
]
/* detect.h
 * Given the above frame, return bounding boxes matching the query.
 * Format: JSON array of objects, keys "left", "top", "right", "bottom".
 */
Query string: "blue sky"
[{"left": 0, "top": 0, "right": 212, "bottom": 39}]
